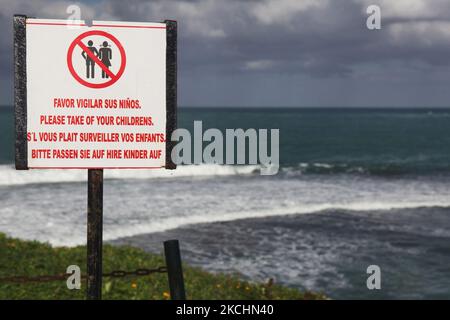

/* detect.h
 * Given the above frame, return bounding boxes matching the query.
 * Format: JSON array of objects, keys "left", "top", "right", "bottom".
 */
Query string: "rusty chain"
[
  {"left": 0, "top": 266, "right": 167, "bottom": 284},
  {"left": 103, "top": 266, "right": 167, "bottom": 278}
]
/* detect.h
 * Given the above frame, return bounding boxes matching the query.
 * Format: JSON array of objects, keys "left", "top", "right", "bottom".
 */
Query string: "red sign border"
[{"left": 67, "top": 30, "right": 126, "bottom": 89}]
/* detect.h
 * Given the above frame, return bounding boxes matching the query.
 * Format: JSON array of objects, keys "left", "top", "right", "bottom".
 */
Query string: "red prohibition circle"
[{"left": 67, "top": 30, "right": 126, "bottom": 89}]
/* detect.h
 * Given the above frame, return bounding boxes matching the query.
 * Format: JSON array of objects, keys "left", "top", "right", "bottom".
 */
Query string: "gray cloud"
[{"left": 2, "top": 0, "right": 450, "bottom": 106}]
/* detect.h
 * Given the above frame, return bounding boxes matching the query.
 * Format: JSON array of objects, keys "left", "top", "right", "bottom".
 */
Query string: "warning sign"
[
  {"left": 17, "top": 18, "right": 176, "bottom": 169},
  {"left": 67, "top": 30, "right": 126, "bottom": 89}
]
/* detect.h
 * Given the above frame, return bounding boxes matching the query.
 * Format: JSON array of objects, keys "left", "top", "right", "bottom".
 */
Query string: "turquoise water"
[
  {"left": 3, "top": 107, "right": 450, "bottom": 174},
  {"left": 0, "top": 108, "right": 13, "bottom": 164},
  {"left": 179, "top": 107, "right": 450, "bottom": 175}
]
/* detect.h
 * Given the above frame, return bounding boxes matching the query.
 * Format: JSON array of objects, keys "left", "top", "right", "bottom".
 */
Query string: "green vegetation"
[{"left": 0, "top": 233, "right": 325, "bottom": 300}]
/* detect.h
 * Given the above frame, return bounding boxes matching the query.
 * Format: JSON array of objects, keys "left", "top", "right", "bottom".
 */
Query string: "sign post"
[
  {"left": 14, "top": 15, "right": 177, "bottom": 299},
  {"left": 87, "top": 169, "right": 103, "bottom": 299}
]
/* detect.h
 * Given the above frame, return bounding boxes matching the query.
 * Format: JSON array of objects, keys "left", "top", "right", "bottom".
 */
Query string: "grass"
[{"left": 0, "top": 233, "right": 326, "bottom": 300}]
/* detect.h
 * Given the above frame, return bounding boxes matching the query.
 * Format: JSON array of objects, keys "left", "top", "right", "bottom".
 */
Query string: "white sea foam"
[
  {"left": 0, "top": 164, "right": 259, "bottom": 186},
  {"left": 9, "top": 200, "right": 450, "bottom": 247},
  {"left": 1, "top": 165, "right": 450, "bottom": 247},
  {"left": 100, "top": 200, "right": 450, "bottom": 243}
]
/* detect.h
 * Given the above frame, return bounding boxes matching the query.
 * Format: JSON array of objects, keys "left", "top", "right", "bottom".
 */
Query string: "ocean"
[{"left": 1, "top": 106, "right": 450, "bottom": 299}]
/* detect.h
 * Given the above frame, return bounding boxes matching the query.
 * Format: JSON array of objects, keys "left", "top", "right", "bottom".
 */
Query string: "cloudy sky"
[{"left": 2, "top": 0, "right": 450, "bottom": 107}]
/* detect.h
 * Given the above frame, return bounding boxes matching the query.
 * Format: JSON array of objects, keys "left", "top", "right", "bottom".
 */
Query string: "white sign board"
[{"left": 19, "top": 18, "right": 176, "bottom": 169}]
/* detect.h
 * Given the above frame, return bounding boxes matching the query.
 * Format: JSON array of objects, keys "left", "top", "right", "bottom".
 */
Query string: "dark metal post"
[
  {"left": 87, "top": 169, "right": 103, "bottom": 300},
  {"left": 164, "top": 239, "right": 186, "bottom": 300},
  {"left": 164, "top": 20, "right": 177, "bottom": 170},
  {"left": 13, "top": 15, "right": 28, "bottom": 170}
]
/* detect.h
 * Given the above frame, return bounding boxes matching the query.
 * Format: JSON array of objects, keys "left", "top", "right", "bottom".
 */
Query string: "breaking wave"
[{"left": 0, "top": 164, "right": 260, "bottom": 186}]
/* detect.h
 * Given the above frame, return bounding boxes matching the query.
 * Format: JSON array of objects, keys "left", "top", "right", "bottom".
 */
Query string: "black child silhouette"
[
  {"left": 98, "top": 41, "right": 112, "bottom": 78},
  {"left": 81, "top": 40, "right": 99, "bottom": 78}
]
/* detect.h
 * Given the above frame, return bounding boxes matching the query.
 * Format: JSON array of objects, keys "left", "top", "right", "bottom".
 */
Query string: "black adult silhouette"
[
  {"left": 81, "top": 40, "right": 99, "bottom": 78},
  {"left": 98, "top": 41, "right": 112, "bottom": 78}
]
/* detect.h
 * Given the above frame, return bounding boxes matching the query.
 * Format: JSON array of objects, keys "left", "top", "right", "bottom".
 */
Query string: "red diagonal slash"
[{"left": 76, "top": 39, "right": 116, "bottom": 79}]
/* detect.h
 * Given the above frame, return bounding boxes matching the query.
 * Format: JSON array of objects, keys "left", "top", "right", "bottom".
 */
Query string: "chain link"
[{"left": 0, "top": 266, "right": 167, "bottom": 284}]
